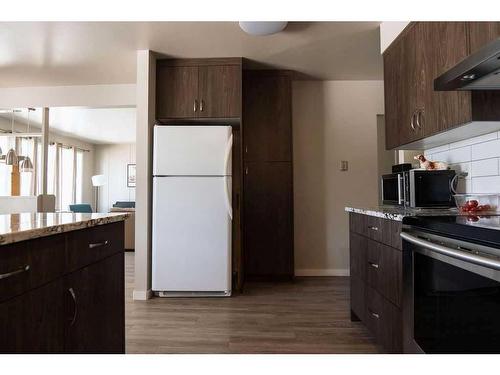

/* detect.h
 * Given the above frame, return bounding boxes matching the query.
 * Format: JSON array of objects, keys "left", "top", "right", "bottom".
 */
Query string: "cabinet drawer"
[
  {"left": 0, "top": 234, "right": 66, "bottom": 303},
  {"left": 349, "top": 213, "right": 402, "bottom": 249},
  {"left": 365, "top": 285, "right": 402, "bottom": 353},
  {"left": 66, "top": 222, "right": 124, "bottom": 272},
  {"left": 366, "top": 240, "right": 402, "bottom": 307}
]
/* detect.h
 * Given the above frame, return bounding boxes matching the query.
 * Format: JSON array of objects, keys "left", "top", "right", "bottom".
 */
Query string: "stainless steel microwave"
[{"left": 381, "top": 170, "right": 456, "bottom": 208}]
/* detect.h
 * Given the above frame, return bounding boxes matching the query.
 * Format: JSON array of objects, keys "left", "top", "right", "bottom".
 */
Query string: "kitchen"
[{"left": 1, "top": 3, "right": 500, "bottom": 371}]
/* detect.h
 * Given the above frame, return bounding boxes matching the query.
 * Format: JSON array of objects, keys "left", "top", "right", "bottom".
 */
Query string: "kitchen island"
[{"left": 0, "top": 212, "right": 128, "bottom": 353}]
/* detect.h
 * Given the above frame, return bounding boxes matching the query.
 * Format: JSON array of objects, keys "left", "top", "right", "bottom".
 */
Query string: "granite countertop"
[
  {"left": 0, "top": 212, "right": 129, "bottom": 246},
  {"left": 345, "top": 206, "right": 463, "bottom": 221}
]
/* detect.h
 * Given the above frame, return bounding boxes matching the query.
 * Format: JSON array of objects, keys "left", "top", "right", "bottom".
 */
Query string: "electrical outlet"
[{"left": 340, "top": 160, "right": 348, "bottom": 171}]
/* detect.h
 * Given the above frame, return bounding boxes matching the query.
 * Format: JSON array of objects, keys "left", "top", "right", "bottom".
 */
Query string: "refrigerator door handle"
[{"left": 223, "top": 133, "right": 233, "bottom": 219}]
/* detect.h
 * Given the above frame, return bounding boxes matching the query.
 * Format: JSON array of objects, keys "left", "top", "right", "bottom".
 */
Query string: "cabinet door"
[
  {"left": 0, "top": 278, "right": 65, "bottom": 353},
  {"left": 349, "top": 232, "right": 367, "bottom": 281},
  {"left": 398, "top": 25, "right": 423, "bottom": 145},
  {"left": 418, "top": 22, "right": 472, "bottom": 135},
  {"left": 244, "top": 162, "right": 293, "bottom": 278},
  {"left": 156, "top": 65, "right": 199, "bottom": 119},
  {"left": 469, "top": 22, "right": 500, "bottom": 54},
  {"left": 383, "top": 40, "right": 404, "bottom": 150},
  {"left": 198, "top": 65, "right": 241, "bottom": 118},
  {"left": 65, "top": 253, "right": 125, "bottom": 353},
  {"left": 243, "top": 72, "right": 292, "bottom": 161}
]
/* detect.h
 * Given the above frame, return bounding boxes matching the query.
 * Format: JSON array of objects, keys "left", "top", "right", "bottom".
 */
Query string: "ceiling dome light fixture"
[{"left": 239, "top": 21, "right": 288, "bottom": 36}]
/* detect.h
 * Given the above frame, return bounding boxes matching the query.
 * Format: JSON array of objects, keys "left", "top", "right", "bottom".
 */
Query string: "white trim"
[
  {"left": 295, "top": 269, "right": 350, "bottom": 277},
  {"left": 132, "top": 289, "right": 153, "bottom": 301}
]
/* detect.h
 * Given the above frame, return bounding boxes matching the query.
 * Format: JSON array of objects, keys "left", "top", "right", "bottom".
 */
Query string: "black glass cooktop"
[{"left": 403, "top": 214, "right": 500, "bottom": 248}]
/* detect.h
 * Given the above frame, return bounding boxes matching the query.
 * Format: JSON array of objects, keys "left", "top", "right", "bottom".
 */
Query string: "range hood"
[{"left": 434, "top": 37, "right": 500, "bottom": 90}]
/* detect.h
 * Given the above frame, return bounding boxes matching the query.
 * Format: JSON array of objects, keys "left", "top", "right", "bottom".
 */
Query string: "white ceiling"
[
  {"left": 0, "top": 22, "right": 383, "bottom": 87},
  {"left": 0, "top": 107, "right": 136, "bottom": 144}
]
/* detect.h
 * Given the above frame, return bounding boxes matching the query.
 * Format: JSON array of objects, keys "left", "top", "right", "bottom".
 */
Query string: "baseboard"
[
  {"left": 132, "top": 289, "right": 153, "bottom": 300},
  {"left": 294, "top": 269, "right": 350, "bottom": 277}
]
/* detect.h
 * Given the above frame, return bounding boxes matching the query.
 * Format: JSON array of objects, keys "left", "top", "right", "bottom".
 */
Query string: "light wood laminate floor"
[{"left": 125, "top": 253, "right": 381, "bottom": 353}]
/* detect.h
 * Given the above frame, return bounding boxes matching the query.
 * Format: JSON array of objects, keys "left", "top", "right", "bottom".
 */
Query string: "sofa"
[{"left": 109, "top": 201, "right": 135, "bottom": 250}]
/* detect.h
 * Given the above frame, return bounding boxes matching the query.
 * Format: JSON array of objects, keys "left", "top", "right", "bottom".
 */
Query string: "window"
[
  {"left": 1, "top": 136, "right": 86, "bottom": 209},
  {"left": 0, "top": 136, "right": 13, "bottom": 196}
]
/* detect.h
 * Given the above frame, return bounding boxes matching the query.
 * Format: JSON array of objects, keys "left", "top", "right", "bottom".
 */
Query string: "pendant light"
[
  {"left": 5, "top": 111, "right": 18, "bottom": 166},
  {"left": 20, "top": 109, "right": 34, "bottom": 172}
]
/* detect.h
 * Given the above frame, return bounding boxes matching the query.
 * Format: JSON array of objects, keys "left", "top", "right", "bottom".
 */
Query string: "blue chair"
[{"left": 69, "top": 204, "right": 93, "bottom": 213}]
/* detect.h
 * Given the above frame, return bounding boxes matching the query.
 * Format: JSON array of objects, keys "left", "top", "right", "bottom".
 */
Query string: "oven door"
[
  {"left": 402, "top": 230, "right": 500, "bottom": 353},
  {"left": 381, "top": 173, "right": 404, "bottom": 206}
]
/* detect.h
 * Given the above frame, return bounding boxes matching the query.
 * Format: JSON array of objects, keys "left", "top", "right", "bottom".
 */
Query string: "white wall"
[
  {"left": 292, "top": 80, "right": 385, "bottom": 276},
  {"left": 0, "top": 84, "right": 136, "bottom": 109},
  {"left": 93, "top": 143, "right": 136, "bottom": 212},
  {"left": 424, "top": 131, "right": 500, "bottom": 194},
  {"left": 379, "top": 22, "right": 410, "bottom": 53},
  {"left": 134, "top": 50, "right": 156, "bottom": 301}
]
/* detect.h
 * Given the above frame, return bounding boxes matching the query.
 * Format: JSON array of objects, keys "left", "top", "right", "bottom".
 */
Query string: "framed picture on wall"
[{"left": 127, "top": 164, "right": 136, "bottom": 188}]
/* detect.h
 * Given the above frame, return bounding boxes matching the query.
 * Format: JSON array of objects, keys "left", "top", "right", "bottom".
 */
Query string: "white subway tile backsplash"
[
  {"left": 471, "top": 139, "right": 500, "bottom": 161},
  {"left": 449, "top": 132, "right": 498, "bottom": 149},
  {"left": 471, "top": 158, "right": 499, "bottom": 177},
  {"left": 432, "top": 146, "right": 471, "bottom": 164},
  {"left": 449, "top": 162, "right": 471, "bottom": 178},
  {"left": 425, "top": 130, "right": 500, "bottom": 194},
  {"left": 471, "top": 176, "right": 500, "bottom": 194},
  {"left": 426, "top": 144, "right": 450, "bottom": 155}
]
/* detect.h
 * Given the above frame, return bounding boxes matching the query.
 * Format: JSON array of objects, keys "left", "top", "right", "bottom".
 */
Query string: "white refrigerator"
[{"left": 152, "top": 125, "right": 233, "bottom": 297}]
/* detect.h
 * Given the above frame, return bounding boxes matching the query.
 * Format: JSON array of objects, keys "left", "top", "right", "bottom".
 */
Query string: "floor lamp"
[{"left": 91, "top": 174, "right": 106, "bottom": 212}]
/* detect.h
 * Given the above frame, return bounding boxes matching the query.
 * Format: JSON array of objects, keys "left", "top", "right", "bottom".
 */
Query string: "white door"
[
  {"left": 152, "top": 176, "right": 232, "bottom": 292},
  {"left": 153, "top": 125, "right": 232, "bottom": 176}
]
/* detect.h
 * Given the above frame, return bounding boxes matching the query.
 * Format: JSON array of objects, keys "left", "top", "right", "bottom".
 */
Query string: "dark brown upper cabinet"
[
  {"left": 198, "top": 65, "right": 241, "bottom": 118},
  {"left": 384, "top": 22, "right": 500, "bottom": 149},
  {"left": 156, "top": 59, "right": 242, "bottom": 120},
  {"left": 242, "top": 71, "right": 292, "bottom": 161},
  {"left": 156, "top": 66, "right": 199, "bottom": 119},
  {"left": 468, "top": 22, "right": 500, "bottom": 54}
]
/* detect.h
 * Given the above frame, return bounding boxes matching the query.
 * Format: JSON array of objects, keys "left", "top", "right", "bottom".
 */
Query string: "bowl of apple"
[{"left": 454, "top": 194, "right": 499, "bottom": 213}]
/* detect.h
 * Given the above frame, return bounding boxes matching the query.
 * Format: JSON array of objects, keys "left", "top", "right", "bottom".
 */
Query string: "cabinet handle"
[
  {"left": 193, "top": 100, "right": 198, "bottom": 112},
  {"left": 0, "top": 264, "right": 30, "bottom": 280},
  {"left": 410, "top": 110, "right": 417, "bottom": 132},
  {"left": 89, "top": 240, "right": 109, "bottom": 249},
  {"left": 68, "top": 287, "right": 78, "bottom": 327},
  {"left": 416, "top": 109, "right": 423, "bottom": 129},
  {"left": 245, "top": 167, "right": 249, "bottom": 175},
  {"left": 200, "top": 100, "right": 204, "bottom": 112},
  {"left": 245, "top": 146, "right": 248, "bottom": 154},
  {"left": 368, "top": 261, "right": 379, "bottom": 269},
  {"left": 367, "top": 226, "right": 379, "bottom": 231},
  {"left": 369, "top": 309, "right": 380, "bottom": 319}
]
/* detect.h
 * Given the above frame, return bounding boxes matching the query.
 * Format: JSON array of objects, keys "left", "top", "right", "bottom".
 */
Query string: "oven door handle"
[{"left": 401, "top": 232, "right": 500, "bottom": 271}]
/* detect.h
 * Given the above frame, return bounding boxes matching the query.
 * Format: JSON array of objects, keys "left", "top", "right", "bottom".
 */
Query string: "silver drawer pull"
[
  {"left": 88, "top": 240, "right": 109, "bottom": 249},
  {"left": 368, "top": 262, "right": 379, "bottom": 269},
  {"left": 367, "top": 226, "right": 379, "bottom": 231},
  {"left": 68, "top": 287, "right": 78, "bottom": 327},
  {"left": 0, "top": 264, "right": 30, "bottom": 280},
  {"left": 369, "top": 310, "right": 380, "bottom": 319}
]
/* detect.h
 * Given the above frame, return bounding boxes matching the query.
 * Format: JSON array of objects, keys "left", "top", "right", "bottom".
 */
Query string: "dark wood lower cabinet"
[
  {"left": 65, "top": 253, "right": 125, "bottom": 353},
  {"left": 0, "top": 222, "right": 125, "bottom": 353},
  {"left": 244, "top": 162, "right": 293, "bottom": 279},
  {"left": 0, "top": 279, "right": 65, "bottom": 353},
  {"left": 349, "top": 212, "right": 403, "bottom": 353}
]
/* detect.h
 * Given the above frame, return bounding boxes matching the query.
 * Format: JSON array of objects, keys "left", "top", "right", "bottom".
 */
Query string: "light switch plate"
[{"left": 340, "top": 160, "right": 348, "bottom": 171}]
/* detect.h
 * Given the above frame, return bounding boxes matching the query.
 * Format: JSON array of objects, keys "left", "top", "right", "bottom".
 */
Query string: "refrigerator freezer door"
[
  {"left": 152, "top": 176, "right": 232, "bottom": 293},
  {"left": 153, "top": 125, "right": 232, "bottom": 176}
]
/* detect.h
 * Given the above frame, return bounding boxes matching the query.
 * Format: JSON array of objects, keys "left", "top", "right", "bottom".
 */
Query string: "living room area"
[{"left": 0, "top": 102, "right": 136, "bottom": 251}]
